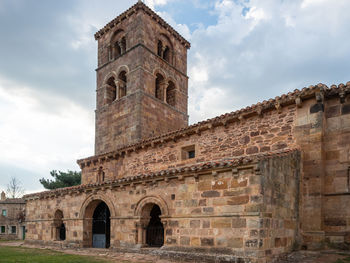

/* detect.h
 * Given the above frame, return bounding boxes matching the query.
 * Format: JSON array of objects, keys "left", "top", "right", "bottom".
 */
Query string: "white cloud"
[
  {"left": 156, "top": 11, "right": 192, "bottom": 40},
  {"left": 186, "top": 0, "right": 350, "bottom": 124},
  {"left": 0, "top": 76, "right": 94, "bottom": 191},
  {"left": 145, "top": 0, "right": 169, "bottom": 9}
]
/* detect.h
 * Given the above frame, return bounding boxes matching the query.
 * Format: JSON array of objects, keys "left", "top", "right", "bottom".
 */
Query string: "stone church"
[{"left": 24, "top": 1, "right": 350, "bottom": 262}]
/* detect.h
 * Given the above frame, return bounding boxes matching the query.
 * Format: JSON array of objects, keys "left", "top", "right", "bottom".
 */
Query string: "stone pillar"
[
  {"left": 119, "top": 40, "right": 126, "bottom": 54},
  {"left": 115, "top": 80, "right": 126, "bottom": 99},
  {"left": 136, "top": 222, "right": 143, "bottom": 246},
  {"left": 1, "top": 191, "right": 5, "bottom": 201},
  {"left": 295, "top": 86, "right": 326, "bottom": 249},
  {"left": 163, "top": 83, "right": 169, "bottom": 102}
]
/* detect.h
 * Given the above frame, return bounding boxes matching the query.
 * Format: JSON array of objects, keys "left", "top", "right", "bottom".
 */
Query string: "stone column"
[
  {"left": 119, "top": 40, "right": 126, "bottom": 54},
  {"left": 136, "top": 222, "right": 143, "bottom": 246},
  {"left": 163, "top": 82, "right": 169, "bottom": 103}
]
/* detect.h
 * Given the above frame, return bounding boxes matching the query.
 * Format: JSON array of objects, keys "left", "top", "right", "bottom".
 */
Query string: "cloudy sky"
[{"left": 0, "top": 0, "right": 349, "bottom": 194}]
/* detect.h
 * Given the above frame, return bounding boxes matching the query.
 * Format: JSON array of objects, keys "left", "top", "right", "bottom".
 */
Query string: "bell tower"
[{"left": 94, "top": 1, "right": 190, "bottom": 155}]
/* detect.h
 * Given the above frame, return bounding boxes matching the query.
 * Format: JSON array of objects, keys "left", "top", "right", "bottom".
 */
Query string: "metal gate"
[
  {"left": 92, "top": 202, "right": 110, "bottom": 248},
  {"left": 146, "top": 223, "right": 164, "bottom": 247}
]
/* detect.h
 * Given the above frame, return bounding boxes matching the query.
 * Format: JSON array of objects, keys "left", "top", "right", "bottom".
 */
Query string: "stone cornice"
[
  {"left": 94, "top": 1, "right": 190, "bottom": 49},
  {"left": 78, "top": 82, "right": 349, "bottom": 167},
  {"left": 24, "top": 149, "right": 299, "bottom": 200}
]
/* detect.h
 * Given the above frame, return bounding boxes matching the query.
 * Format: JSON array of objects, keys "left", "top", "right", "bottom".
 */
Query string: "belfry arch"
[
  {"left": 81, "top": 195, "right": 115, "bottom": 248},
  {"left": 134, "top": 196, "right": 168, "bottom": 247}
]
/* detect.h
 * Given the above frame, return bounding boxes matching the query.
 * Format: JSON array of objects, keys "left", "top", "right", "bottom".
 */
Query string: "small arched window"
[
  {"left": 114, "top": 42, "right": 121, "bottom": 59},
  {"left": 163, "top": 46, "right": 170, "bottom": 63},
  {"left": 157, "top": 41, "right": 163, "bottom": 57},
  {"left": 157, "top": 35, "right": 173, "bottom": 64},
  {"left": 106, "top": 77, "right": 117, "bottom": 103},
  {"left": 110, "top": 30, "right": 126, "bottom": 60},
  {"left": 155, "top": 74, "right": 164, "bottom": 101},
  {"left": 118, "top": 71, "right": 127, "bottom": 98},
  {"left": 120, "top": 37, "right": 126, "bottom": 54},
  {"left": 166, "top": 81, "right": 176, "bottom": 107}
]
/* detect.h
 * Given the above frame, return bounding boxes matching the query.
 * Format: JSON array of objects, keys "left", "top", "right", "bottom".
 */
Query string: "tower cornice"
[{"left": 94, "top": 1, "right": 190, "bottom": 49}]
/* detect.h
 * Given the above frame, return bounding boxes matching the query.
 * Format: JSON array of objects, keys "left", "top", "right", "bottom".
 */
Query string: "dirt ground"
[{"left": 0, "top": 241, "right": 349, "bottom": 263}]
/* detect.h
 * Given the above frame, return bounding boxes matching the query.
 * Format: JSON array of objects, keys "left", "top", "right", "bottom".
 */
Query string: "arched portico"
[
  {"left": 134, "top": 196, "right": 168, "bottom": 247},
  {"left": 80, "top": 194, "right": 115, "bottom": 248},
  {"left": 52, "top": 209, "right": 66, "bottom": 241}
]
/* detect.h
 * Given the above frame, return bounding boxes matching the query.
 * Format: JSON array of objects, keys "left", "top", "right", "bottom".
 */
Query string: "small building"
[{"left": 0, "top": 191, "right": 26, "bottom": 240}]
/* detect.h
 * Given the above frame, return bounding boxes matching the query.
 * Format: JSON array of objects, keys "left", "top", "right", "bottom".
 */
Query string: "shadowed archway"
[{"left": 82, "top": 199, "right": 112, "bottom": 248}]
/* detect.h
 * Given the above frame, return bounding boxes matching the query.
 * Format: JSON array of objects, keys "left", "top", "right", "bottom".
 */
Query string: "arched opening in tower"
[
  {"left": 107, "top": 77, "right": 117, "bottom": 102},
  {"left": 163, "top": 46, "right": 170, "bottom": 62},
  {"left": 92, "top": 201, "right": 111, "bottom": 248},
  {"left": 146, "top": 204, "right": 164, "bottom": 247},
  {"left": 118, "top": 71, "right": 127, "bottom": 98},
  {"left": 155, "top": 74, "right": 164, "bottom": 101},
  {"left": 166, "top": 81, "right": 176, "bottom": 107}
]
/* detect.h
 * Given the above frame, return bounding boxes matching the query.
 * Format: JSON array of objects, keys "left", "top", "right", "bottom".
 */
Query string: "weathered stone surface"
[
  {"left": 201, "top": 191, "right": 220, "bottom": 198},
  {"left": 200, "top": 238, "right": 214, "bottom": 246}
]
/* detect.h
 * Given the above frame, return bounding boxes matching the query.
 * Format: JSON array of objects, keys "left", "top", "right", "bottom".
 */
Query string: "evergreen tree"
[{"left": 39, "top": 170, "right": 81, "bottom": 190}]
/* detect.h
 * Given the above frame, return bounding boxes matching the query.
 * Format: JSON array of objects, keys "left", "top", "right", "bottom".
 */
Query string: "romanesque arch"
[
  {"left": 157, "top": 33, "right": 174, "bottom": 64},
  {"left": 80, "top": 194, "right": 116, "bottom": 248},
  {"left": 109, "top": 29, "right": 126, "bottom": 59},
  {"left": 134, "top": 196, "right": 169, "bottom": 217},
  {"left": 134, "top": 196, "right": 168, "bottom": 247},
  {"left": 52, "top": 209, "right": 65, "bottom": 241}
]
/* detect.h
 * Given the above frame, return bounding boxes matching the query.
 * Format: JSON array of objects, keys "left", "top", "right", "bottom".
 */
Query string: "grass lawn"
[
  {"left": 0, "top": 246, "right": 116, "bottom": 263},
  {"left": 335, "top": 257, "right": 350, "bottom": 263}
]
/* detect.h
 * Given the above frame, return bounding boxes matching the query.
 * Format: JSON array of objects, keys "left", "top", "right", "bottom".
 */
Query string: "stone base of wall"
[
  {"left": 302, "top": 231, "right": 325, "bottom": 250},
  {"left": 111, "top": 246, "right": 267, "bottom": 263},
  {"left": 0, "top": 235, "right": 19, "bottom": 241},
  {"left": 25, "top": 239, "right": 82, "bottom": 249}
]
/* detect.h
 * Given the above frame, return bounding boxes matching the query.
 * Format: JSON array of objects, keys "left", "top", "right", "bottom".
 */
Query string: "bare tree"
[{"left": 6, "top": 177, "right": 25, "bottom": 198}]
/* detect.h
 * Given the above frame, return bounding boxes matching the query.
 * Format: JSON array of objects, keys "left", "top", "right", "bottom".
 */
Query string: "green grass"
[
  {"left": 335, "top": 257, "right": 350, "bottom": 263},
  {"left": 0, "top": 246, "right": 114, "bottom": 263}
]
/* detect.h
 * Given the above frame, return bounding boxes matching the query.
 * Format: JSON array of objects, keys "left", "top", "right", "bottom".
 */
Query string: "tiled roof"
[
  {"left": 24, "top": 148, "right": 299, "bottom": 200},
  {"left": 77, "top": 81, "right": 350, "bottom": 167},
  {"left": 94, "top": 1, "right": 190, "bottom": 48},
  {"left": 0, "top": 198, "right": 25, "bottom": 204}
]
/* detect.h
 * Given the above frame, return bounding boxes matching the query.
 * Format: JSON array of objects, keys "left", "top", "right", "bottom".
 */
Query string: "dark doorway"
[
  {"left": 92, "top": 202, "right": 110, "bottom": 248},
  {"left": 59, "top": 223, "right": 66, "bottom": 241},
  {"left": 22, "top": 226, "right": 25, "bottom": 240},
  {"left": 146, "top": 205, "right": 164, "bottom": 247}
]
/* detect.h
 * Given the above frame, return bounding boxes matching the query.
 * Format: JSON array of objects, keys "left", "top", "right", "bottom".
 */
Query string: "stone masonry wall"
[
  {"left": 26, "top": 152, "right": 299, "bottom": 263},
  {"left": 0, "top": 201, "right": 25, "bottom": 240},
  {"left": 83, "top": 105, "right": 296, "bottom": 184},
  {"left": 259, "top": 153, "right": 301, "bottom": 259},
  {"left": 293, "top": 90, "right": 350, "bottom": 249}
]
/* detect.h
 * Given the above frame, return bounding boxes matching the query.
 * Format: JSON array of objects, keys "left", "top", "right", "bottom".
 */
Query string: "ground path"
[{"left": 0, "top": 241, "right": 349, "bottom": 263}]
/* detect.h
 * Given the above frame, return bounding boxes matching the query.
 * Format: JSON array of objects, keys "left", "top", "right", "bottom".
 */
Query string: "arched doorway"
[
  {"left": 59, "top": 223, "right": 66, "bottom": 241},
  {"left": 92, "top": 202, "right": 110, "bottom": 248},
  {"left": 81, "top": 197, "right": 113, "bottom": 248},
  {"left": 146, "top": 204, "right": 164, "bottom": 247},
  {"left": 53, "top": 210, "right": 65, "bottom": 241},
  {"left": 134, "top": 196, "right": 168, "bottom": 248}
]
